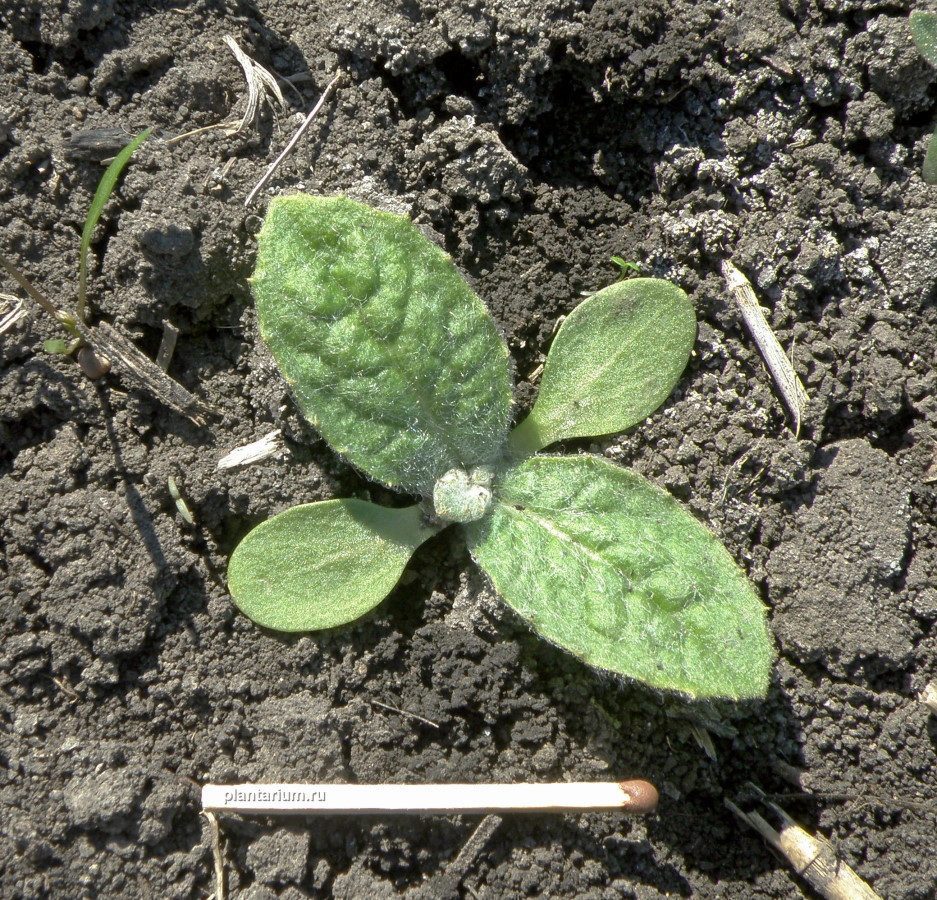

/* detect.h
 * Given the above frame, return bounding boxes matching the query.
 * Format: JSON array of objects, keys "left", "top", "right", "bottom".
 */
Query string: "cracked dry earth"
[{"left": 2, "top": 0, "right": 937, "bottom": 898}]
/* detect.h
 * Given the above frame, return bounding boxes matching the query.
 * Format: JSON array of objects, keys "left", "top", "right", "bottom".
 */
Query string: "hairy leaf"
[
  {"left": 466, "top": 456, "right": 772, "bottom": 698},
  {"left": 912, "top": 10, "right": 937, "bottom": 68},
  {"left": 251, "top": 195, "right": 513, "bottom": 493},
  {"left": 229, "top": 500, "right": 438, "bottom": 631},
  {"left": 508, "top": 279, "right": 695, "bottom": 456}
]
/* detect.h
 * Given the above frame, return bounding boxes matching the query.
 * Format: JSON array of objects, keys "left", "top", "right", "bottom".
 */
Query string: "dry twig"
[
  {"left": 245, "top": 72, "right": 343, "bottom": 206},
  {"left": 2, "top": 253, "right": 211, "bottom": 422},
  {"left": 727, "top": 790, "right": 883, "bottom": 900},
  {"left": 85, "top": 320, "right": 212, "bottom": 425},
  {"left": 412, "top": 814, "right": 503, "bottom": 900},
  {"left": 370, "top": 699, "right": 442, "bottom": 730}
]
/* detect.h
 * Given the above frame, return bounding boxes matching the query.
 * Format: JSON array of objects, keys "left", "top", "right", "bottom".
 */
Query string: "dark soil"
[{"left": 2, "top": 0, "right": 937, "bottom": 897}]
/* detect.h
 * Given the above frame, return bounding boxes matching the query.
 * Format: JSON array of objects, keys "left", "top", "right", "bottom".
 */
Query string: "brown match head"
[{"left": 618, "top": 780, "right": 659, "bottom": 814}]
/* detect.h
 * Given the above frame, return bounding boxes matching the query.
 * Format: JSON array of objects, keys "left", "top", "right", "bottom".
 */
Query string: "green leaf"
[
  {"left": 251, "top": 194, "right": 513, "bottom": 494},
  {"left": 229, "top": 500, "right": 438, "bottom": 631},
  {"left": 912, "top": 10, "right": 937, "bottom": 68},
  {"left": 466, "top": 456, "right": 772, "bottom": 698},
  {"left": 507, "top": 278, "right": 695, "bottom": 456},
  {"left": 610, "top": 256, "right": 640, "bottom": 278},
  {"left": 923, "top": 129, "right": 937, "bottom": 185},
  {"left": 78, "top": 127, "right": 151, "bottom": 322}
]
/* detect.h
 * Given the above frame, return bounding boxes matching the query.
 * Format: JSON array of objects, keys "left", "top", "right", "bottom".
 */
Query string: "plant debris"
[
  {"left": 721, "top": 260, "right": 811, "bottom": 436},
  {"left": 726, "top": 789, "right": 883, "bottom": 900}
]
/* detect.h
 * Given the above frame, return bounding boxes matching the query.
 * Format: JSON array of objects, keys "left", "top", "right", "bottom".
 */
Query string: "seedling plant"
[
  {"left": 229, "top": 195, "right": 772, "bottom": 700},
  {"left": 0, "top": 128, "right": 150, "bottom": 376}
]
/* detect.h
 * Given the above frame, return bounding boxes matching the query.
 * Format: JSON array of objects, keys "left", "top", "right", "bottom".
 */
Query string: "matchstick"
[{"left": 202, "top": 780, "right": 658, "bottom": 816}]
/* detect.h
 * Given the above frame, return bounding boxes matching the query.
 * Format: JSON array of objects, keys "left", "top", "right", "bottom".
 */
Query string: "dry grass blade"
[
  {"left": 0, "top": 252, "right": 77, "bottom": 330},
  {"left": 721, "top": 260, "right": 810, "bottom": 435},
  {"left": 919, "top": 681, "right": 937, "bottom": 714},
  {"left": 223, "top": 36, "right": 284, "bottom": 133},
  {"left": 201, "top": 811, "right": 226, "bottom": 900},
  {"left": 156, "top": 320, "right": 179, "bottom": 372},
  {"left": 0, "top": 295, "right": 27, "bottom": 334},
  {"left": 217, "top": 430, "right": 284, "bottom": 469},
  {"left": 412, "top": 814, "right": 502, "bottom": 900}
]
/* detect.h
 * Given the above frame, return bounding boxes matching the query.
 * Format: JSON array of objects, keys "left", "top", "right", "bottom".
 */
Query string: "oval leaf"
[
  {"left": 508, "top": 278, "right": 695, "bottom": 456},
  {"left": 912, "top": 10, "right": 937, "bottom": 68},
  {"left": 465, "top": 456, "right": 772, "bottom": 699},
  {"left": 229, "top": 500, "right": 438, "bottom": 631},
  {"left": 251, "top": 195, "right": 513, "bottom": 493}
]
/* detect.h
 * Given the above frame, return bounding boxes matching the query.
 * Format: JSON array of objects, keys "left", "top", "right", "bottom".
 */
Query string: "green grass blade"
[
  {"left": 229, "top": 500, "right": 439, "bottom": 631},
  {"left": 466, "top": 455, "right": 772, "bottom": 698},
  {"left": 508, "top": 278, "right": 695, "bottom": 457},
  {"left": 77, "top": 127, "right": 151, "bottom": 322}
]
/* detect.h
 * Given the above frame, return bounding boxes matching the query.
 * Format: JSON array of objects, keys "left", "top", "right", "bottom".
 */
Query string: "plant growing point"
[{"left": 229, "top": 194, "right": 773, "bottom": 700}]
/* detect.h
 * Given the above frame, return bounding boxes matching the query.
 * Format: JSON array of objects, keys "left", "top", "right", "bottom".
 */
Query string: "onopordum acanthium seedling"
[{"left": 229, "top": 194, "right": 773, "bottom": 699}]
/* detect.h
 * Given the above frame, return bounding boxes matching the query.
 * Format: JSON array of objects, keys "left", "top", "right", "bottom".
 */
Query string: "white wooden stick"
[{"left": 202, "top": 780, "right": 658, "bottom": 816}]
